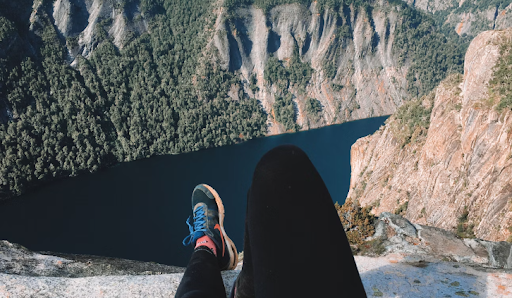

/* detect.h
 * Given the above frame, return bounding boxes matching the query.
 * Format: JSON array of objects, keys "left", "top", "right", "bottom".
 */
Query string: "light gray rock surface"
[
  {"left": 0, "top": 241, "right": 184, "bottom": 278},
  {"left": 1, "top": 215, "right": 511, "bottom": 297},
  {"left": 373, "top": 213, "right": 512, "bottom": 269}
]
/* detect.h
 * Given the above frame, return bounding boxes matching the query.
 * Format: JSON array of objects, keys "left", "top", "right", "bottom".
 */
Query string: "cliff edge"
[
  {"left": 1, "top": 214, "right": 511, "bottom": 297},
  {"left": 348, "top": 28, "right": 512, "bottom": 242}
]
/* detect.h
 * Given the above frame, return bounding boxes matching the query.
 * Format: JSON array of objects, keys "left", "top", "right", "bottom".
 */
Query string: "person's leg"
[
  {"left": 176, "top": 184, "right": 239, "bottom": 298},
  {"left": 175, "top": 247, "right": 226, "bottom": 298},
  {"left": 234, "top": 145, "right": 367, "bottom": 298}
]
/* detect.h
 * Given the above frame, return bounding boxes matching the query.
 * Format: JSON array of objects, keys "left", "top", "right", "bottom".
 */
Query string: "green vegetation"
[
  {"left": 273, "top": 94, "right": 299, "bottom": 131},
  {"left": 249, "top": 73, "right": 259, "bottom": 92},
  {"left": 358, "top": 238, "right": 386, "bottom": 256},
  {"left": 456, "top": 206, "right": 475, "bottom": 239},
  {"left": 432, "top": 0, "right": 512, "bottom": 36},
  {"left": 389, "top": 91, "right": 434, "bottom": 148},
  {"left": 305, "top": 98, "right": 322, "bottom": 121},
  {"left": 265, "top": 51, "right": 312, "bottom": 130},
  {"left": 224, "top": 0, "right": 368, "bottom": 12},
  {"left": 490, "top": 43, "right": 512, "bottom": 112},
  {"left": 458, "top": 0, "right": 511, "bottom": 12},
  {"left": 332, "top": 83, "right": 344, "bottom": 92},
  {"left": 265, "top": 55, "right": 289, "bottom": 89},
  {"left": 0, "top": 16, "right": 15, "bottom": 42},
  {"left": 419, "top": 207, "right": 426, "bottom": 218},
  {"left": 0, "top": 0, "right": 267, "bottom": 199},
  {"left": 393, "top": 4, "right": 466, "bottom": 98},
  {"left": 264, "top": 53, "right": 313, "bottom": 90},
  {"left": 323, "top": 60, "right": 338, "bottom": 80}
]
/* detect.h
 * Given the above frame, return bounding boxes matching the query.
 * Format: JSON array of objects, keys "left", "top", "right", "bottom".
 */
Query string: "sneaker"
[{"left": 182, "top": 184, "right": 238, "bottom": 270}]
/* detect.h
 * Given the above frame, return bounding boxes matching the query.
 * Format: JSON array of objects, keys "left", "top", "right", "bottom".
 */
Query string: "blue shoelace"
[{"left": 182, "top": 205, "right": 207, "bottom": 246}]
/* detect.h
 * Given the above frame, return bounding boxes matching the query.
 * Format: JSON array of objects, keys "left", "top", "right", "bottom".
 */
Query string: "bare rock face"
[
  {"left": 51, "top": 0, "right": 148, "bottom": 64},
  {"left": 347, "top": 28, "right": 512, "bottom": 242},
  {"left": 213, "top": 3, "right": 408, "bottom": 135}
]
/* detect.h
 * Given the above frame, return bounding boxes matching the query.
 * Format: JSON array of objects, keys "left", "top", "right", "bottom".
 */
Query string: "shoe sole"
[{"left": 201, "top": 184, "right": 239, "bottom": 270}]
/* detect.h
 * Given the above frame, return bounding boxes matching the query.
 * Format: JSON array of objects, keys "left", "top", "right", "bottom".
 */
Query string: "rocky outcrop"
[
  {"left": 347, "top": 29, "right": 512, "bottom": 242},
  {"left": 1, "top": 214, "right": 511, "bottom": 297},
  {"left": 370, "top": 213, "right": 512, "bottom": 269},
  {"left": 213, "top": 2, "right": 408, "bottom": 134}
]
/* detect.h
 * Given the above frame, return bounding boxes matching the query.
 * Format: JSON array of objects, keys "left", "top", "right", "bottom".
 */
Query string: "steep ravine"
[
  {"left": 347, "top": 28, "right": 512, "bottom": 242},
  {"left": 213, "top": 2, "right": 408, "bottom": 134}
]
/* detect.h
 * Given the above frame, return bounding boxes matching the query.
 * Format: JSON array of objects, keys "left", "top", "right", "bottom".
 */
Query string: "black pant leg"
[
  {"left": 175, "top": 249, "right": 226, "bottom": 298},
  {"left": 243, "top": 145, "right": 367, "bottom": 298}
]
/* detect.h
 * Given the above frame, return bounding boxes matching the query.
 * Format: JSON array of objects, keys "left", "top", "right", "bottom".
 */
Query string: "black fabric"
[
  {"left": 176, "top": 145, "right": 367, "bottom": 298},
  {"left": 175, "top": 249, "right": 226, "bottom": 298}
]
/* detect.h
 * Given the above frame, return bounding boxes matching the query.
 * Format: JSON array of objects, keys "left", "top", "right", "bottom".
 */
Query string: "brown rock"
[{"left": 347, "top": 29, "right": 512, "bottom": 242}]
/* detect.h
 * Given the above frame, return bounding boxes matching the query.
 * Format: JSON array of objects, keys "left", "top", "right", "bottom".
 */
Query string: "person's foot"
[{"left": 182, "top": 184, "right": 238, "bottom": 270}]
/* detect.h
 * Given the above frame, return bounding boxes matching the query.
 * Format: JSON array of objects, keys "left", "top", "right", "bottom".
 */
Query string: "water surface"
[{"left": 0, "top": 117, "right": 386, "bottom": 267}]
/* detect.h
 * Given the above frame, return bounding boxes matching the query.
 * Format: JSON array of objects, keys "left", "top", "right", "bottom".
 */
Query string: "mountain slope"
[
  {"left": 0, "top": 0, "right": 267, "bottom": 198},
  {"left": 347, "top": 28, "right": 512, "bottom": 242}
]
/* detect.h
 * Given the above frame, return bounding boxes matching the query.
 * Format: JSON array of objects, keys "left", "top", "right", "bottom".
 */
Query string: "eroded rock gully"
[
  {"left": 348, "top": 28, "right": 512, "bottom": 242},
  {"left": 212, "top": 2, "right": 407, "bottom": 134}
]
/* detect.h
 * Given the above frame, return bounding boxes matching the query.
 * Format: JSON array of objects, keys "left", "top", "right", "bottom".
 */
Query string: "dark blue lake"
[{"left": 0, "top": 117, "right": 386, "bottom": 267}]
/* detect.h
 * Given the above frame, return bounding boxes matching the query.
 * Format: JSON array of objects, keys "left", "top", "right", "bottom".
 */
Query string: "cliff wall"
[
  {"left": 347, "top": 28, "right": 512, "bottom": 242},
  {"left": 48, "top": 0, "right": 461, "bottom": 136},
  {"left": 213, "top": 2, "right": 408, "bottom": 134}
]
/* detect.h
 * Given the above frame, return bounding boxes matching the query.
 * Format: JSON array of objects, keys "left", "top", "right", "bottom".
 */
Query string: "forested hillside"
[
  {"left": 0, "top": 0, "right": 267, "bottom": 198},
  {"left": 0, "top": 0, "right": 470, "bottom": 199}
]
